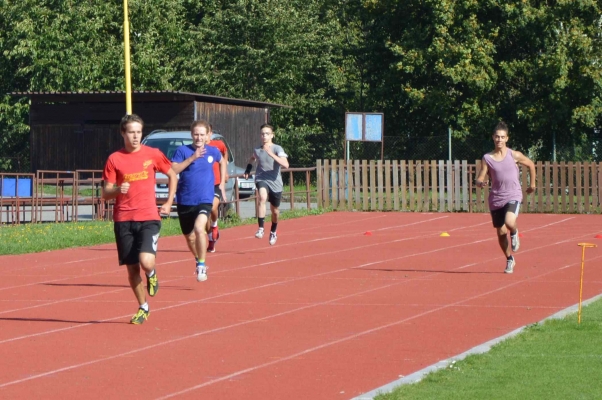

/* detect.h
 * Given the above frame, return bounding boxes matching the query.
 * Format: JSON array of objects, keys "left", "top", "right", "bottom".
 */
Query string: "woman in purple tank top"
[{"left": 475, "top": 122, "right": 536, "bottom": 274}]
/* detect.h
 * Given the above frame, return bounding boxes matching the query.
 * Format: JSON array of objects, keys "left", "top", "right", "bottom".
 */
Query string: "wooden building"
[{"left": 11, "top": 90, "right": 290, "bottom": 172}]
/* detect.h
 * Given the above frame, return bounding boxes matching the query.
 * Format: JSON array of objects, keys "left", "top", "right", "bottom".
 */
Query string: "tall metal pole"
[{"left": 124, "top": 0, "right": 132, "bottom": 114}]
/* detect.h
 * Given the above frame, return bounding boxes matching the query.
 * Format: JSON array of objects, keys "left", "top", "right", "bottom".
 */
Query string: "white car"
[{"left": 141, "top": 130, "right": 255, "bottom": 211}]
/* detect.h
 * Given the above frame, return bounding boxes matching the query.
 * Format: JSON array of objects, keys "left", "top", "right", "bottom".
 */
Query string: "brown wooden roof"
[{"left": 10, "top": 90, "right": 291, "bottom": 109}]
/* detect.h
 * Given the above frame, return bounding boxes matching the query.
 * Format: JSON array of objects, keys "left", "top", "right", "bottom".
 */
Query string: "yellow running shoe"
[{"left": 130, "top": 308, "right": 149, "bottom": 324}]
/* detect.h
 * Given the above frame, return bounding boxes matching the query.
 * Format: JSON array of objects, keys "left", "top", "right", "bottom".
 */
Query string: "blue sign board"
[
  {"left": 345, "top": 113, "right": 362, "bottom": 141},
  {"left": 365, "top": 114, "right": 383, "bottom": 142},
  {"left": 345, "top": 112, "right": 384, "bottom": 142},
  {"left": 1, "top": 177, "right": 33, "bottom": 197}
]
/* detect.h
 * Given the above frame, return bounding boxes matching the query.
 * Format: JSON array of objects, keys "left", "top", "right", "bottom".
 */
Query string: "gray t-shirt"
[{"left": 254, "top": 144, "right": 288, "bottom": 192}]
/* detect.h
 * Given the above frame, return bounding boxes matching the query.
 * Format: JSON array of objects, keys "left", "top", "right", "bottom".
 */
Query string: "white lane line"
[
  {"left": 157, "top": 252, "right": 602, "bottom": 400},
  {"left": 0, "top": 219, "right": 585, "bottom": 390},
  {"left": 0, "top": 213, "right": 387, "bottom": 273},
  {"left": 0, "top": 217, "right": 581, "bottom": 340}
]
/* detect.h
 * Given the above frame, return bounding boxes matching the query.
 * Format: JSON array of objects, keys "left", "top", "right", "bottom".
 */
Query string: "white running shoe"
[
  {"left": 255, "top": 228, "right": 264, "bottom": 239},
  {"left": 196, "top": 264, "right": 208, "bottom": 282},
  {"left": 511, "top": 231, "right": 520, "bottom": 252},
  {"left": 504, "top": 256, "right": 515, "bottom": 274},
  {"left": 269, "top": 232, "right": 277, "bottom": 246}
]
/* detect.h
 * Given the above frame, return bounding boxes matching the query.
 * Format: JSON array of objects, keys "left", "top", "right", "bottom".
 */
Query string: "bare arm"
[
  {"left": 475, "top": 157, "right": 489, "bottom": 188},
  {"left": 102, "top": 181, "right": 129, "bottom": 200},
  {"left": 219, "top": 156, "right": 227, "bottom": 201},
  {"left": 264, "top": 145, "right": 289, "bottom": 168},
  {"left": 159, "top": 167, "right": 178, "bottom": 215},
  {"left": 513, "top": 151, "right": 536, "bottom": 194},
  {"left": 171, "top": 146, "right": 205, "bottom": 174}
]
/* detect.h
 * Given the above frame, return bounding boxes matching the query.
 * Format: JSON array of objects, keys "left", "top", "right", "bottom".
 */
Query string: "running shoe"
[
  {"left": 504, "top": 256, "right": 515, "bottom": 274},
  {"left": 269, "top": 232, "right": 277, "bottom": 246},
  {"left": 196, "top": 263, "right": 208, "bottom": 282},
  {"left": 211, "top": 226, "right": 220, "bottom": 242},
  {"left": 146, "top": 271, "right": 159, "bottom": 297},
  {"left": 207, "top": 240, "right": 216, "bottom": 253},
  {"left": 255, "top": 228, "right": 264, "bottom": 239},
  {"left": 511, "top": 230, "right": 520, "bottom": 252},
  {"left": 130, "top": 307, "right": 149, "bottom": 324}
]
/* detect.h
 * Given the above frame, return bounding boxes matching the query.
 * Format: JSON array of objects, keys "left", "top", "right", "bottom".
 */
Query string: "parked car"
[{"left": 141, "top": 130, "right": 255, "bottom": 211}]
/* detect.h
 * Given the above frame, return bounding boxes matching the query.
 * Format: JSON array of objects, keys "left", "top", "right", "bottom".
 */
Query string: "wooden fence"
[{"left": 316, "top": 160, "right": 602, "bottom": 214}]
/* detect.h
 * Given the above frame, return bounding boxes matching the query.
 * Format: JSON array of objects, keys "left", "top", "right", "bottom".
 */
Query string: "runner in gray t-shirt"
[
  {"left": 243, "top": 124, "right": 289, "bottom": 245},
  {"left": 475, "top": 121, "right": 536, "bottom": 274}
]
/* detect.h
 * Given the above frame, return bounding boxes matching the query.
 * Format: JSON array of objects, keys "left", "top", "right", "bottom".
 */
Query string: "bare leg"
[
  {"left": 210, "top": 196, "right": 220, "bottom": 226},
  {"left": 270, "top": 203, "right": 280, "bottom": 224},
  {"left": 184, "top": 232, "right": 198, "bottom": 259},
  {"left": 194, "top": 214, "right": 209, "bottom": 261},
  {"left": 496, "top": 225, "right": 511, "bottom": 258},
  {"left": 126, "top": 263, "right": 146, "bottom": 306},
  {"left": 257, "top": 188, "right": 268, "bottom": 219},
  {"left": 505, "top": 211, "right": 518, "bottom": 236}
]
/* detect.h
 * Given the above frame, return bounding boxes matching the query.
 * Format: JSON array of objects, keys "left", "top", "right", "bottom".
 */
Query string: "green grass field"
[
  {"left": 0, "top": 207, "right": 326, "bottom": 256},
  {"left": 375, "top": 300, "right": 602, "bottom": 400}
]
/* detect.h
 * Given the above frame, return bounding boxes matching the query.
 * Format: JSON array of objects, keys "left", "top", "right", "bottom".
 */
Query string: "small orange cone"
[
  {"left": 519, "top": 233, "right": 524, "bottom": 238},
  {"left": 364, "top": 231, "right": 373, "bottom": 236},
  {"left": 595, "top": 234, "right": 602, "bottom": 239},
  {"left": 440, "top": 232, "right": 450, "bottom": 237}
]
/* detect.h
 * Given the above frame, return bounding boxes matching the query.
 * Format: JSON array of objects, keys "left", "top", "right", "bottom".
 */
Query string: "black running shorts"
[
  {"left": 255, "top": 181, "right": 282, "bottom": 208},
  {"left": 213, "top": 185, "right": 223, "bottom": 201},
  {"left": 490, "top": 200, "right": 520, "bottom": 228},
  {"left": 177, "top": 203, "right": 212, "bottom": 235},
  {"left": 114, "top": 220, "right": 161, "bottom": 266}
]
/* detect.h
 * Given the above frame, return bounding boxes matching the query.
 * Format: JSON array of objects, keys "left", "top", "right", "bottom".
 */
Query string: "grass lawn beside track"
[
  {"left": 376, "top": 299, "right": 602, "bottom": 400},
  {"left": 0, "top": 207, "right": 327, "bottom": 256}
]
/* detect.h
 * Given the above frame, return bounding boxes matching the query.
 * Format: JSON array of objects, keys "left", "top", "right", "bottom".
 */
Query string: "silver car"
[{"left": 141, "top": 130, "right": 255, "bottom": 211}]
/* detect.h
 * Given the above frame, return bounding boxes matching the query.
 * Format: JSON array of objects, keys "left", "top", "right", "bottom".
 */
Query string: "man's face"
[
  {"left": 191, "top": 126, "right": 208, "bottom": 148},
  {"left": 260, "top": 127, "right": 273, "bottom": 144},
  {"left": 492, "top": 130, "right": 508, "bottom": 149},
  {"left": 121, "top": 122, "right": 143, "bottom": 151}
]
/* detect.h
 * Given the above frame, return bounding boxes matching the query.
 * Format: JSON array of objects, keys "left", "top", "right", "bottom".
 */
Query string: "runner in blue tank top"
[{"left": 475, "top": 121, "right": 536, "bottom": 274}]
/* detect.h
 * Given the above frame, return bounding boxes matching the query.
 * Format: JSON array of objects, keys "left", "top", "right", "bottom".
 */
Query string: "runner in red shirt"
[
  {"left": 205, "top": 124, "right": 228, "bottom": 252},
  {"left": 102, "top": 114, "right": 177, "bottom": 324}
]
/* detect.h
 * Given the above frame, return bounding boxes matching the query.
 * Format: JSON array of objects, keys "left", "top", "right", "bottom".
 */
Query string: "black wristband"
[{"left": 244, "top": 164, "right": 253, "bottom": 175}]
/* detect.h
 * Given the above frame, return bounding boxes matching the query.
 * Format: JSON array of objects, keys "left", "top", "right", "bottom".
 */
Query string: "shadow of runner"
[
  {"left": 41, "top": 282, "right": 193, "bottom": 290},
  {"left": 0, "top": 317, "right": 125, "bottom": 324}
]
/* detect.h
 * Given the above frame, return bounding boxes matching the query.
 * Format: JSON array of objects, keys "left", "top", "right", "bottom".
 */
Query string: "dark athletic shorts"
[
  {"left": 490, "top": 200, "right": 520, "bottom": 228},
  {"left": 114, "top": 220, "right": 161, "bottom": 266},
  {"left": 177, "top": 203, "right": 212, "bottom": 235},
  {"left": 256, "top": 181, "right": 282, "bottom": 208},
  {"left": 213, "top": 185, "right": 223, "bottom": 202}
]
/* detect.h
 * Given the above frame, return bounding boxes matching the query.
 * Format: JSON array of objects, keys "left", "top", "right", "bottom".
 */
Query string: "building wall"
[
  {"left": 195, "top": 102, "right": 268, "bottom": 168},
  {"left": 29, "top": 100, "right": 267, "bottom": 171}
]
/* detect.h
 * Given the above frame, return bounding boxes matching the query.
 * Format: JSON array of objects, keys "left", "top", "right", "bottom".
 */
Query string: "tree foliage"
[{"left": 0, "top": 0, "right": 601, "bottom": 171}]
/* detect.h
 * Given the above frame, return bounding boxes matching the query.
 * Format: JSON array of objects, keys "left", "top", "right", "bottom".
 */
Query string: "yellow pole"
[
  {"left": 577, "top": 243, "right": 597, "bottom": 324},
  {"left": 123, "top": 0, "right": 132, "bottom": 114}
]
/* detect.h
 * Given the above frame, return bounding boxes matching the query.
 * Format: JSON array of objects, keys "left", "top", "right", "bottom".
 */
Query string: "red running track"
[{"left": 1, "top": 212, "right": 601, "bottom": 399}]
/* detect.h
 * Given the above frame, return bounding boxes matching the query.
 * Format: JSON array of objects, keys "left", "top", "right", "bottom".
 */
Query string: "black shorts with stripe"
[
  {"left": 114, "top": 220, "right": 161, "bottom": 266},
  {"left": 177, "top": 203, "right": 212, "bottom": 235},
  {"left": 490, "top": 200, "right": 520, "bottom": 228},
  {"left": 255, "top": 181, "right": 282, "bottom": 208}
]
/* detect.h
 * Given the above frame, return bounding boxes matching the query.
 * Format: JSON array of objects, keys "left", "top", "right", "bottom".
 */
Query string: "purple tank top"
[{"left": 484, "top": 149, "right": 523, "bottom": 210}]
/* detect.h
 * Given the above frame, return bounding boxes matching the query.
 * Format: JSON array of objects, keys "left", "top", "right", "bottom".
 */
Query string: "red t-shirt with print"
[
  {"left": 103, "top": 145, "right": 171, "bottom": 222},
  {"left": 207, "top": 140, "right": 227, "bottom": 185}
]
